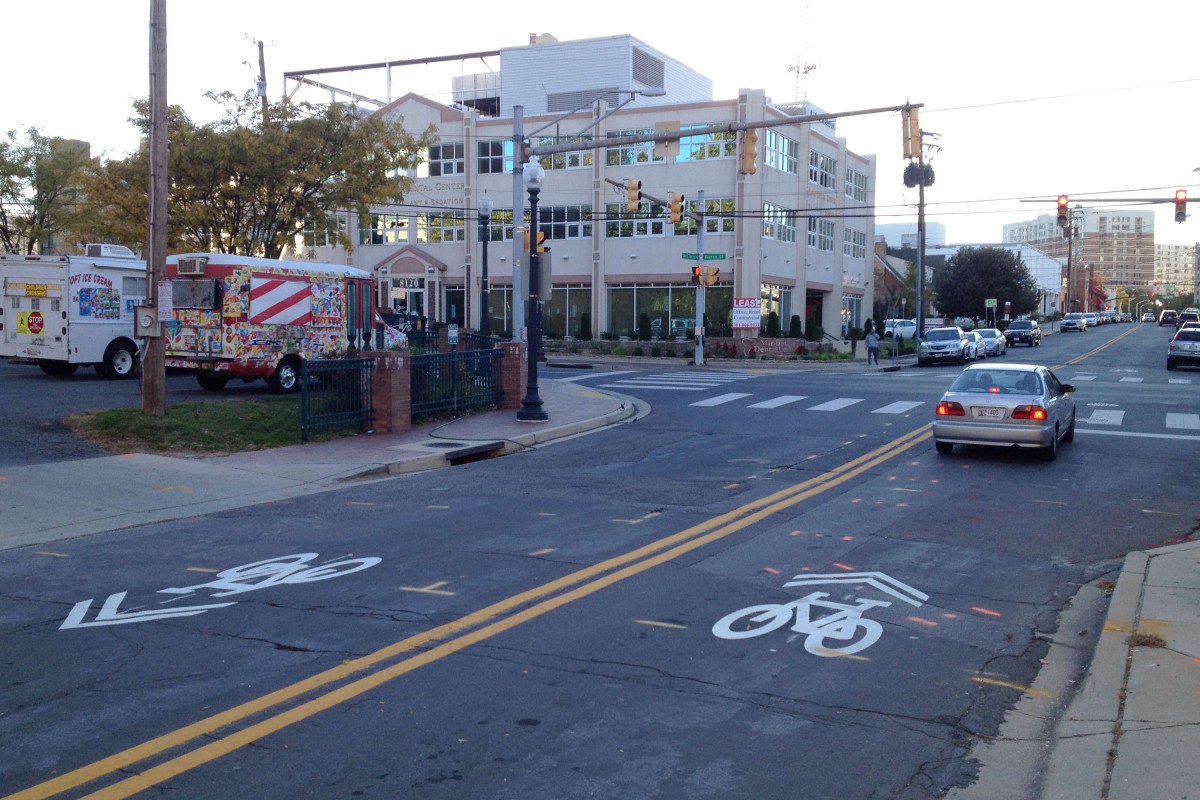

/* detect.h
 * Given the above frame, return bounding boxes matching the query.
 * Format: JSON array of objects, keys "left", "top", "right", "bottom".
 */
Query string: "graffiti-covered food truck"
[
  {"left": 0, "top": 245, "right": 146, "bottom": 378},
  {"left": 163, "top": 253, "right": 376, "bottom": 392}
]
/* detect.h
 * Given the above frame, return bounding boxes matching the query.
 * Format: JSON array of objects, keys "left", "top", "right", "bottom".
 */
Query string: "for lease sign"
[{"left": 732, "top": 297, "right": 761, "bottom": 329}]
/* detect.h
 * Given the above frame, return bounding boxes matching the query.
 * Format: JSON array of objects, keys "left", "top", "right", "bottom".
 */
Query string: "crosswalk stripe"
[
  {"left": 1084, "top": 409, "right": 1125, "bottom": 426},
  {"left": 1169, "top": 378, "right": 1192, "bottom": 384},
  {"left": 807, "top": 398, "right": 864, "bottom": 412},
  {"left": 1071, "top": 375, "right": 1098, "bottom": 381},
  {"left": 873, "top": 401, "right": 924, "bottom": 414},
  {"left": 1119, "top": 377, "right": 1144, "bottom": 383},
  {"left": 746, "top": 395, "right": 807, "bottom": 409},
  {"left": 1166, "top": 413, "right": 1200, "bottom": 430},
  {"left": 598, "top": 383, "right": 704, "bottom": 391},
  {"left": 691, "top": 392, "right": 754, "bottom": 407}
]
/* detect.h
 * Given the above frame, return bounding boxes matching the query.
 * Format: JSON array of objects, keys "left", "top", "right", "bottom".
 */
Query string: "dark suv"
[
  {"left": 1175, "top": 310, "right": 1200, "bottom": 328},
  {"left": 1160, "top": 310, "right": 1179, "bottom": 326},
  {"left": 1004, "top": 319, "right": 1042, "bottom": 347}
]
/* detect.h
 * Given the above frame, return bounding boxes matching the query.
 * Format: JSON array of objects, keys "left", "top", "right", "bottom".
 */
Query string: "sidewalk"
[{"left": 0, "top": 376, "right": 639, "bottom": 550}]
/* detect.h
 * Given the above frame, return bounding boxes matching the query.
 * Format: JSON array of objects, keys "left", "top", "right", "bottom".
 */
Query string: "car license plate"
[{"left": 973, "top": 407, "right": 1004, "bottom": 419}]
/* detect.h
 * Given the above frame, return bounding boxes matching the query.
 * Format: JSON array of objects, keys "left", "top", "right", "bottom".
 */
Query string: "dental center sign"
[{"left": 732, "top": 297, "right": 761, "bottom": 329}]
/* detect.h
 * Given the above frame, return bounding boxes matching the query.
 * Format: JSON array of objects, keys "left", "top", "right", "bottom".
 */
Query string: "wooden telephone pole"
[{"left": 143, "top": 0, "right": 167, "bottom": 414}]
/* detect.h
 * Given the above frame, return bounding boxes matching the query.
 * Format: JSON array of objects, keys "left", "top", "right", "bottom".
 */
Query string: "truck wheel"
[
  {"left": 101, "top": 341, "right": 139, "bottom": 380},
  {"left": 269, "top": 357, "right": 302, "bottom": 394},
  {"left": 39, "top": 361, "right": 78, "bottom": 377},
  {"left": 196, "top": 372, "right": 229, "bottom": 391}
]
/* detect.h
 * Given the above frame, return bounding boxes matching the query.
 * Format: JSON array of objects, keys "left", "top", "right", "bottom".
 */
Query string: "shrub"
[
  {"left": 788, "top": 315, "right": 802, "bottom": 339},
  {"left": 579, "top": 312, "right": 592, "bottom": 341},
  {"left": 611, "top": 345, "right": 629, "bottom": 356},
  {"left": 638, "top": 313, "right": 652, "bottom": 341},
  {"left": 631, "top": 345, "right": 645, "bottom": 356},
  {"left": 766, "top": 311, "right": 781, "bottom": 337},
  {"left": 806, "top": 323, "right": 825, "bottom": 342}
]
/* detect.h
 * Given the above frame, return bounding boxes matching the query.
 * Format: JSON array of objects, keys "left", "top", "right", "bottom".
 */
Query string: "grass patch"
[
  {"left": 67, "top": 397, "right": 305, "bottom": 455},
  {"left": 1127, "top": 632, "right": 1167, "bottom": 648}
]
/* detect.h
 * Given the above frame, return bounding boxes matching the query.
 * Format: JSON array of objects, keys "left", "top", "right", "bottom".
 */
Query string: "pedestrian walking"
[{"left": 865, "top": 329, "right": 880, "bottom": 365}]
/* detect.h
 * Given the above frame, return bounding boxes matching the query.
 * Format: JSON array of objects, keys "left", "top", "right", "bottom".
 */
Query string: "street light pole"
[
  {"left": 478, "top": 191, "right": 493, "bottom": 337},
  {"left": 517, "top": 157, "right": 548, "bottom": 422}
]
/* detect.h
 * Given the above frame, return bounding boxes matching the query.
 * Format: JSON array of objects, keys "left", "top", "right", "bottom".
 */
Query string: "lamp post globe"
[
  {"left": 478, "top": 191, "right": 493, "bottom": 337},
  {"left": 517, "top": 157, "right": 548, "bottom": 421}
]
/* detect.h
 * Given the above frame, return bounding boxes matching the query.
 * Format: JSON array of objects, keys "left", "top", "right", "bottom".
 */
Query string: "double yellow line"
[{"left": 9, "top": 424, "right": 932, "bottom": 800}]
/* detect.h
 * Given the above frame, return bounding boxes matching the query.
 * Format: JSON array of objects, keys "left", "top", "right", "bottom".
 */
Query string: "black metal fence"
[
  {"left": 300, "top": 358, "right": 375, "bottom": 442},
  {"left": 411, "top": 348, "right": 503, "bottom": 422}
]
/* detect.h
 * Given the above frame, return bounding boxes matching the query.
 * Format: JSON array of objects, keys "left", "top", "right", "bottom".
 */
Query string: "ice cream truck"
[
  {"left": 163, "top": 253, "right": 376, "bottom": 392},
  {"left": 0, "top": 245, "right": 146, "bottom": 378}
]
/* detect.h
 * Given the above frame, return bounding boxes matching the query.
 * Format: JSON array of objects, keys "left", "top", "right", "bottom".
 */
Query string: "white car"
[
  {"left": 976, "top": 328, "right": 1007, "bottom": 357},
  {"left": 965, "top": 330, "right": 986, "bottom": 360},
  {"left": 883, "top": 319, "right": 917, "bottom": 340}
]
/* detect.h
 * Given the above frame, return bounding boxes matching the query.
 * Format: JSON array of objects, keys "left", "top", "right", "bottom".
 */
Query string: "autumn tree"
[
  {"left": 0, "top": 128, "right": 94, "bottom": 254},
  {"left": 931, "top": 246, "right": 1040, "bottom": 322},
  {"left": 80, "top": 90, "right": 435, "bottom": 258}
]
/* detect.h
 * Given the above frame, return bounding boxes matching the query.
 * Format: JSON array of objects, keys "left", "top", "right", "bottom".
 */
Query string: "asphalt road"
[{"left": 2, "top": 321, "right": 1197, "bottom": 800}]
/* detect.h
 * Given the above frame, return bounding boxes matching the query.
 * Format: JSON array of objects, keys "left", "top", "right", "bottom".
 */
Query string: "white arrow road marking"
[
  {"left": 59, "top": 592, "right": 236, "bottom": 630},
  {"left": 783, "top": 572, "right": 929, "bottom": 606}
]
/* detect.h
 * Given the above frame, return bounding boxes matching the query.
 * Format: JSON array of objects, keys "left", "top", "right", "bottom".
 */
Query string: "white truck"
[{"left": 0, "top": 245, "right": 146, "bottom": 378}]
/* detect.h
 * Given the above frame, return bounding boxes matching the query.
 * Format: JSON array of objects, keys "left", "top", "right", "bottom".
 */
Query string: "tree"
[
  {"left": 0, "top": 128, "right": 94, "bottom": 254},
  {"left": 79, "top": 91, "right": 436, "bottom": 258},
  {"left": 931, "top": 247, "right": 1040, "bottom": 322}
]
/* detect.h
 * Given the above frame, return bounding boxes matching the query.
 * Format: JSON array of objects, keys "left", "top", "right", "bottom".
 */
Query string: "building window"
[
  {"left": 809, "top": 149, "right": 837, "bottom": 189},
  {"left": 808, "top": 217, "right": 834, "bottom": 251},
  {"left": 418, "top": 211, "right": 466, "bottom": 244},
  {"left": 303, "top": 214, "right": 348, "bottom": 247},
  {"left": 764, "top": 130, "right": 798, "bottom": 174},
  {"left": 478, "top": 139, "right": 513, "bottom": 174},
  {"left": 534, "top": 136, "right": 594, "bottom": 171},
  {"left": 538, "top": 205, "right": 593, "bottom": 241},
  {"left": 763, "top": 203, "right": 797, "bottom": 243},
  {"left": 606, "top": 129, "right": 663, "bottom": 166},
  {"left": 845, "top": 168, "right": 868, "bottom": 202},
  {"left": 677, "top": 126, "right": 738, "bottom": 162},
  {"left": 605, "top": 202, "right": 666, "bottom": 238},
  {"left": 358, "top": 213, "right": 408, "bottom": 245},
  {"left": 674, "top": 197, "right": 736, "bottom": 236},
  {"left": 418, "top": 142, "right": 465, "bottom": 177},
  {"left": 843, "top": 228, "right": 866, "bottom": 259}
]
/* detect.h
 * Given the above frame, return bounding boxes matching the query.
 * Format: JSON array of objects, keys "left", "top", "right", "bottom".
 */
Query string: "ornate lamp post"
[
  {"left": 477, "top": 191, "right": 493, "bottom": 337},
  {"left": 517, "top": 157, "right": 548, "bottom": 421}
]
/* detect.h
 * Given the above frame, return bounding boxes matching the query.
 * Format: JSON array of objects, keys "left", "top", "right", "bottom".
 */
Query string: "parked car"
[
  {"left": 883, "top": 319, "right": 918, "bottom": 340},
  {"left": 1167, "top": 327, "right": 1200, "bottom": 370},
  {"left": 1061, "top": 312, "right": 1087, "bottom": 333},
  {"left": 1175, "top": 310, "right": 1200, "bottom": 329},
  {"left": 965, "top": 330, "right": 986, "bottom": 360},
  {"left": 976, "top": 328, "right": 1007, "bottom": 357},
  {"left": 917, "top": 326, "right": 971, "bottom": 367},
  {"left": 1142, "top": 312, "right": 1156, "bottom": 322},
  {"left": 1160, "top": 310, "right": 1179, "bottom": 326},
  {"left": 1083, "top": 312, "right": 1100, "bottom": 328},
  {"left": 933, "top": 363, "right": 1077, "bottom": 460},
  {"left": 1004, "top": 319, "right": 1042, "bottom": 346}
]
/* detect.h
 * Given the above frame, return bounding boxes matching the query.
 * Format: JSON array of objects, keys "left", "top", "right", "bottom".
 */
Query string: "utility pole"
[
  {"left": 695, "top": 189, "right": 706, "bottom": 365},
  {"left": 257, "top": 39, "right": 269, "bottom": 128},
  {"left": 511, "top": 106, "right": 525, "bottom": 340},
  {"left": 143, "top": 0, "right": 167, "bottom": 415}
]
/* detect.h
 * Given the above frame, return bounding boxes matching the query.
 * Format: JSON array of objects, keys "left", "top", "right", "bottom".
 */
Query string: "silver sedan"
[
  {"left": 932, "top": 363, "right": 1076, "bottom": 460},
  {"left": 976, "top": 328, "right": 1007, "bottom": 357}
]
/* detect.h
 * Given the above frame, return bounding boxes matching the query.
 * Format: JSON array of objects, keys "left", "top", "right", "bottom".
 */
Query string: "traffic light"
[
  {"left": 902, "top": 107, "right": 920, "bottom": 160},
  {"left": 522, "top": 228, "right": 547, "bottom": 253},
  {"left": 669, "top": 192, "right": 685, "bottom": 224},
  {"left": 1056, "top": 195, "right": 1069, "bottom": 228},
  {"left": 704, "top": 266, "right": 719, "bottom": 286},
  {"left": 625, "top": 179, "right": 642, "bottom": 213},
  {"left": 740, "top": 129, "right": 758, "bottom": 175},
  {"left": 1175, "top": 189, "right": 1188, "bottom": 223},
  {"left": 690, "top": 265, "right": 702, "bottom": 286}
]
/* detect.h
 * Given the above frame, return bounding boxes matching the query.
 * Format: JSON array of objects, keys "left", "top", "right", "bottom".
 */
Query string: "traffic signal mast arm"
[{"left": 525, "top": 102, "right": 924, "bottom": 159}]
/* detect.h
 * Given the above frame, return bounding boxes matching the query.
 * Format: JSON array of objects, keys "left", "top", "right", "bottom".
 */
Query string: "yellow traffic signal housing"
[
  {"left": 1056, "top": 195, "right": 1069, "bottom": 228},
  {"left": 625, "top": 179, "right": 642, "bottom": 213},
  {"left": 669, "top": 192, "right": 685, "bottom": 224},
  {"left": 521, "top": 228, "right": 547, "bottom": 253},
  {"left": 1176, "top": 189, "right": 1188, "bottom": 223},
  {"left": 704, "top": 266, "right": 719, "bottom": 286},
  {"left": 740, "top": 129, "right": 758, "bottom": 175}
]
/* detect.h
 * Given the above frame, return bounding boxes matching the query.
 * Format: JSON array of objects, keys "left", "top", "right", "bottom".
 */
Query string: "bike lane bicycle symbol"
[
  {"left": 711, "top": 572, "right": 927, "bottom": 657},
  {"left": 60, "top": 553, "right": 381, "bottom": 630}
]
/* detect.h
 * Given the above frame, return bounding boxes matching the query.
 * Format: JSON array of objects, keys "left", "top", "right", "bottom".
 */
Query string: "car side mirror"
[{"left": 1062, "top": 384, "right": 1076, "bottom": 393}]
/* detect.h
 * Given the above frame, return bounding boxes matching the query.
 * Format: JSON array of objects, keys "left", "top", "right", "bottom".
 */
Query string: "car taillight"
[
  {"left": 1011, "top": 404, "right": 1047, "bottom": 421},
  {"left": 936, "top": 401, "right": 965, "bottom": 417}
]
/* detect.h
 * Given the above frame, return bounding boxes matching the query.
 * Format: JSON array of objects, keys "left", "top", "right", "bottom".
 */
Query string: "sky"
[{"left": 6, "top": 1, "right": 1200, "bottom": 246}]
